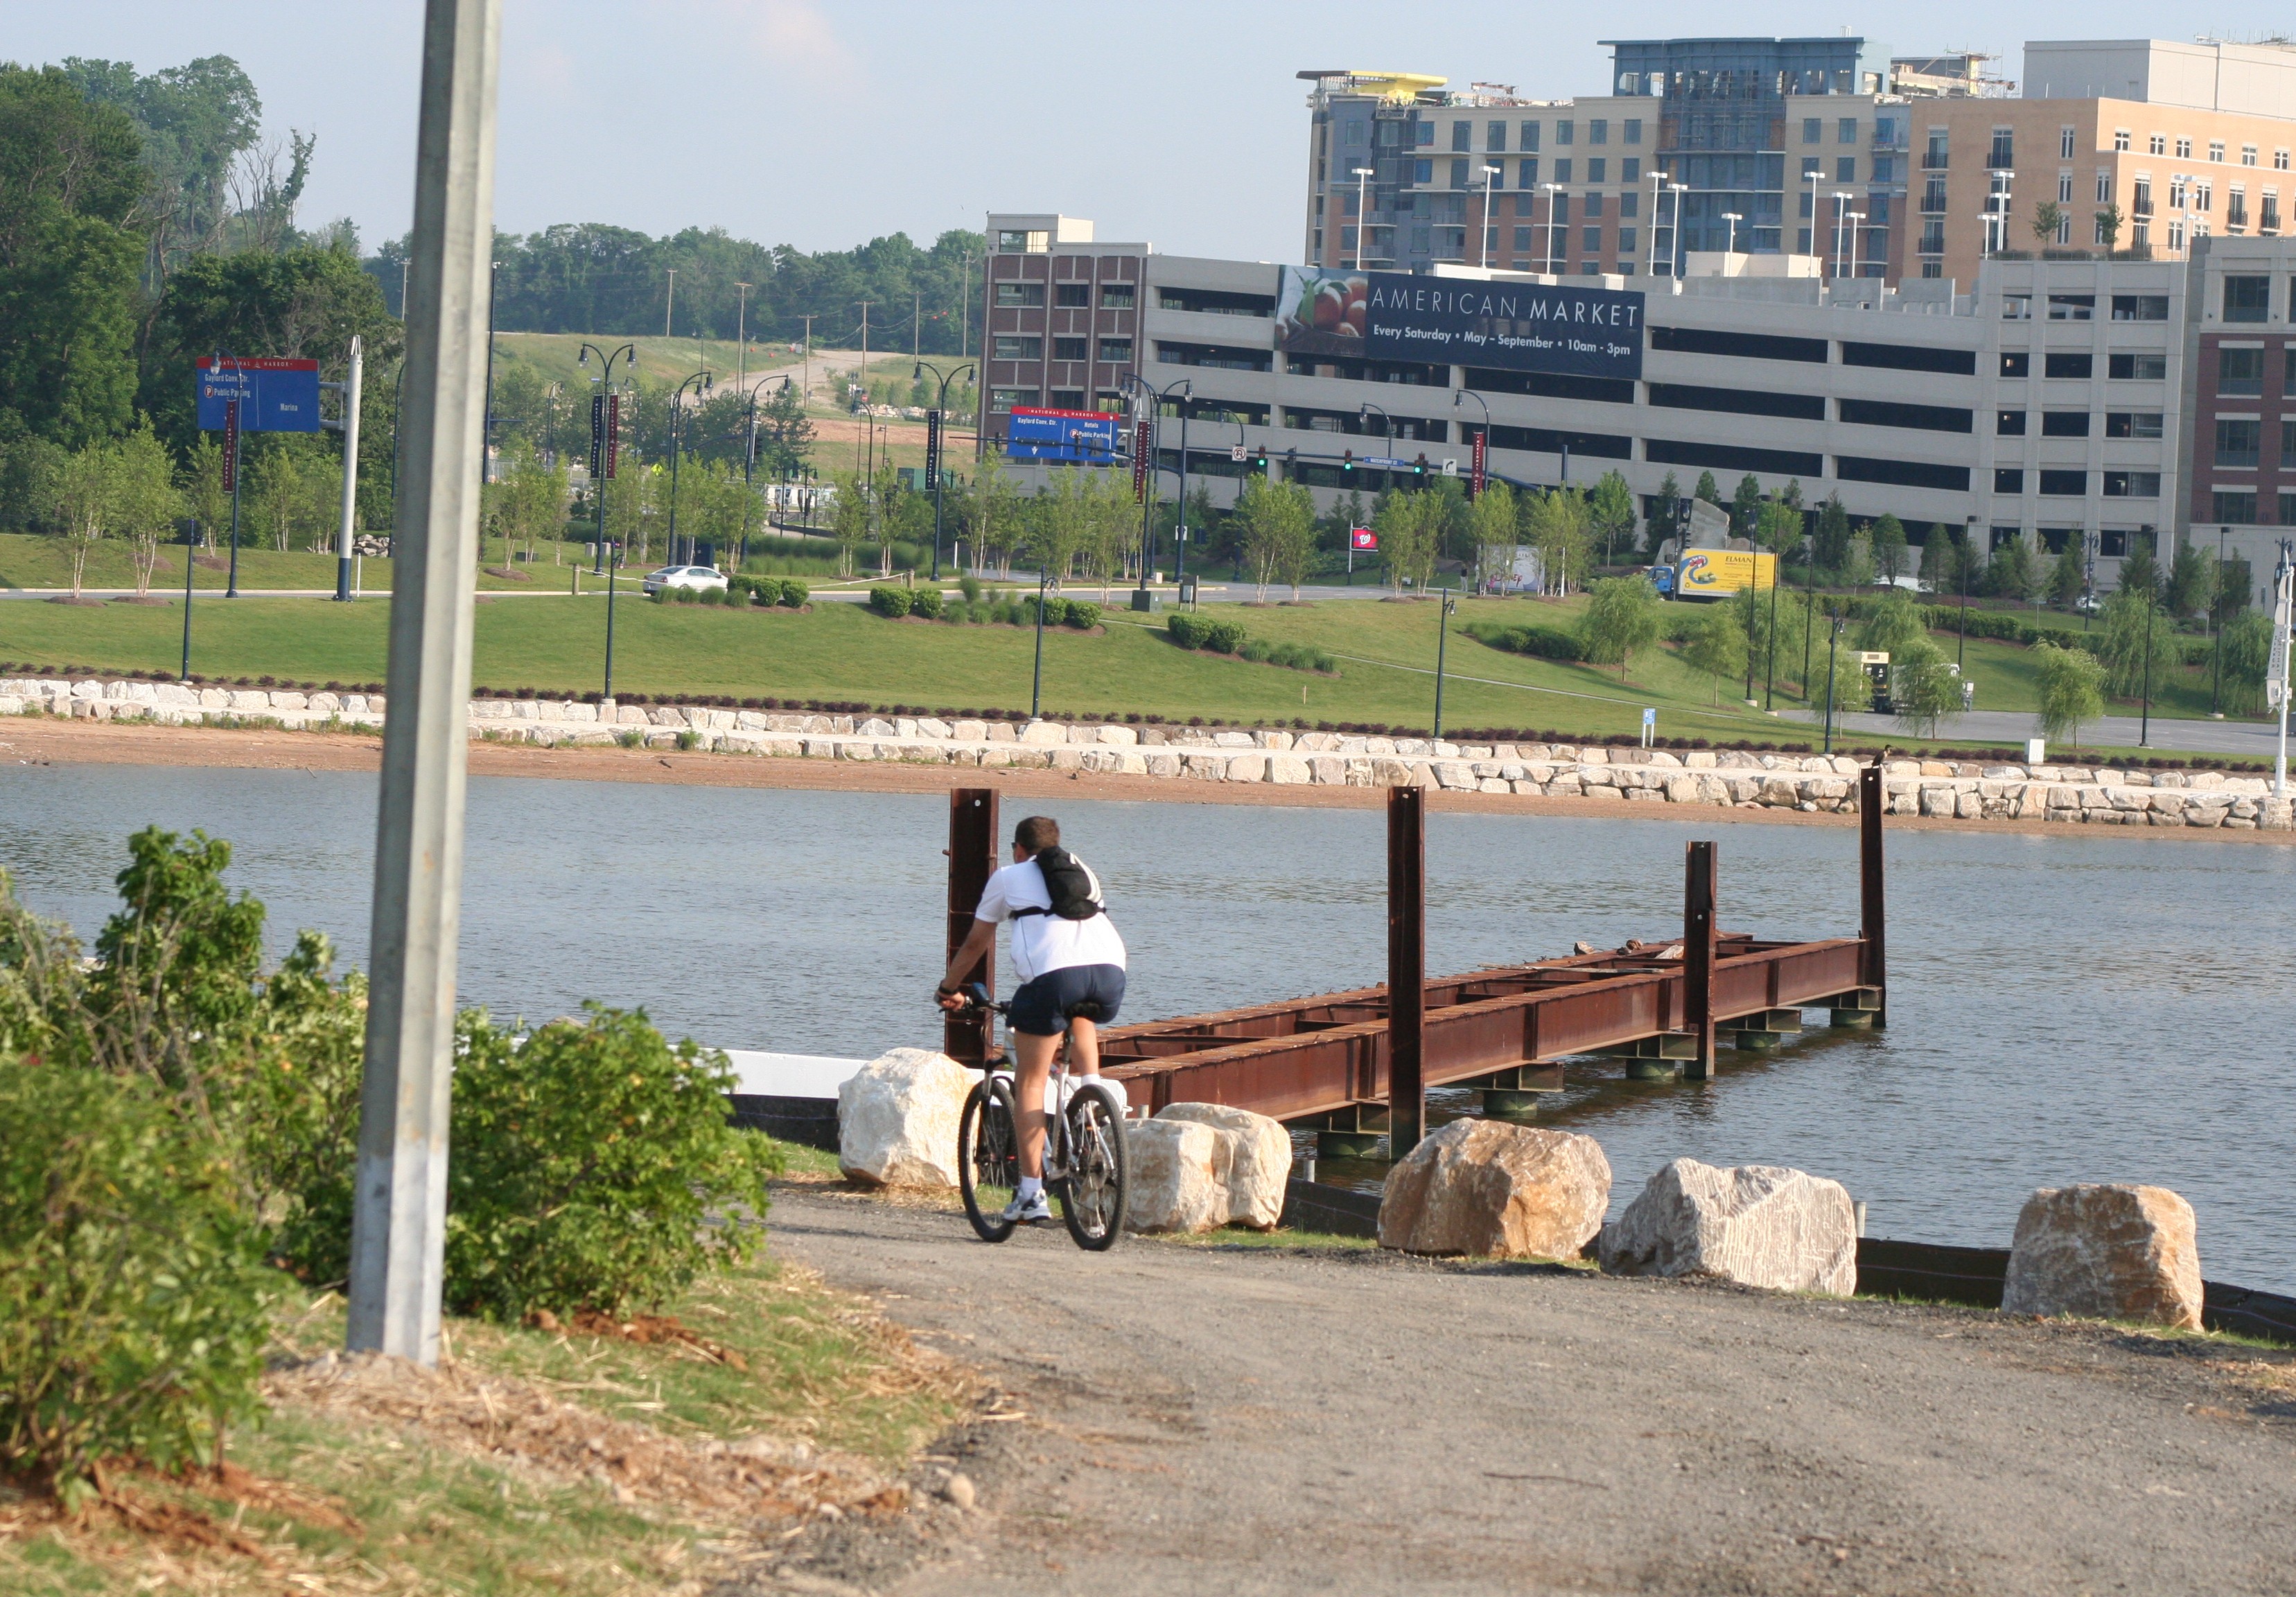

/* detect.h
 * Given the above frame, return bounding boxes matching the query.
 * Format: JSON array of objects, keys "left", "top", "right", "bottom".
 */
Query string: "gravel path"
[{"left": 754, "top": 1185, "right": 2296, "bottom": 1597}]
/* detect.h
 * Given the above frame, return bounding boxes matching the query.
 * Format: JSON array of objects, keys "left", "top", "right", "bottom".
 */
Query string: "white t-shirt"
[{"left": 974, "top": 857, "right": 1128, "bottom": 984}]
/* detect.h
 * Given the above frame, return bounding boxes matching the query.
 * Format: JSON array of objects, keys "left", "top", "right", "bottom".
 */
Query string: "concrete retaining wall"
[{"left": 3, "top": 676, "right": 2288, "bottom": 832}]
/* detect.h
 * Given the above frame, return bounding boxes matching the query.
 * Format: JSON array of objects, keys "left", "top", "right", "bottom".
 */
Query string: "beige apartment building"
[{"left": 1302, "top": 37, "right": 2296, "bottom": 290}]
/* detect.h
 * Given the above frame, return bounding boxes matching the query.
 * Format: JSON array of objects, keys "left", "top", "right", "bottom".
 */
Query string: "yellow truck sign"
[{"left": 1675, "top": 549, "right": 1777, "bottom": 597}]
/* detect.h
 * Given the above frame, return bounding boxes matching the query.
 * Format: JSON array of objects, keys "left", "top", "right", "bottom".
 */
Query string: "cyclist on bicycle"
[{"left": 937, "top": 814, "right": 1126, "bottom": 1224}]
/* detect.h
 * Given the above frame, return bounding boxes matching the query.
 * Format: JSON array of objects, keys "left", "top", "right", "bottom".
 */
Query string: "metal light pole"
[
  {"left": 2213, "top": 525, "right": 2229, "bottom": 714},
  {"left": 180, "top": 516, "right": 196, "bottom": 679},
  {"left": 1542, "top": 182, "right": 1563, "bottom": 274},
  {"left": 1646, "top": 169, "right": 1665, "bottom": 276},
  {"left": 331, "top": 334, "right": 365, "bottom": 602},
  {"left": 1832, "top": 192, "right": 1852, "bottom": 278},
  {"left": 1848, "top": 211, "right": 1866, "bottom": 279},
  {"left": 1823, "top": 613, "right": 1845, "bottom": 753},
  {"left": 1432, "top": 586, "right": 1458, "bottom": 738},
  {"left": 1721, "top": 211, "right": 1742, "bottom": 256},
  {"left": 578, "top": 342, "right": 636, "bottom": 574},
  {"left": 1353, "top": 166, "right": 1375, "bottom": 268},
  {"left": 1479, "top": 164, "right": 1501, "bottom": 268},
  {"left": 1958, "top": 516, "right": 1974, "bottom": 670},
  {"left": 737, "top": 371, "right": 786, "bottom": 568},
  {"left": 2139, "top": 590, "right": 2156, "bottom": 747},
  {"left": 916, "top": 358, "right": 976, "bottom": 580},
  {"left": 2272, "top": 539, "right": 2293, "bottom": 796},
  {"left": 1029, "top": 564, "right": 1049, "bottom": 720},
  {"left": 1667, "top": 182, "right": 1688, "bottom": 277},
  {"left": 664, "top": 368, "right": 711, "bottom": 566},
  {"left": 347, "top": 0, "right": 500, "bottom": 1368}
]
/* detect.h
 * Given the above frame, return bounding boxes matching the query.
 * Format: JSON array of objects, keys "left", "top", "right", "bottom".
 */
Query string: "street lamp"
[
  {"left": 737, "top": 371, "right": 794, "bottom": 567},
  {"left": 1832, "top": 192, "right": 1852, "bottom": 278},
  {"left": 915, "top": 359, "right": 976, "bottom": 580},
  {"left": 1721, "top": 211, "right": 1743, "bottom": 256},
  {"left": 1542, "top": 182, "right": 1563, "bottom": 275},
  {"left": 1432, "top": 586, "right": 1459, "bottom": 737},
  {"left": 1121, "top": 372, "right": 1192, "bottom": 593},
  {"left": 1848, "top": 211, "right": 1867, "bottom": 279},
  {"left": 577, "top": 341, "right": 637, "bottom": 694},
  {"left": 1479, "top": 164, "right": 1502, "bottom": 269},
  {"left": 1352, "top": 166, "right": 1376, "bottom": 269},
  {"left": 1666, "top": 182, "right": 1688, "bottom": 278},
  {"left": 1822, "top": 612, "right": 1847, "bottom": 753},
  {"left": 665, "top": 367, "right": 712, "bottom": 566},
  {"left": 1646, "top": 168, "right": 1667, "bottom": 276},
  {"left": 1983, "top": 170, "right": 2015, "bottom": 256}
]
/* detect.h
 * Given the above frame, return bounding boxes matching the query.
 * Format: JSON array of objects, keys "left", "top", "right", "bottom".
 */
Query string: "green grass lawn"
[
  {"left": 0, "top": 584, "right": 2263, "bottom": 752},
  {"left": 0, "top": 532, "right": 583, "bottom": 594}
]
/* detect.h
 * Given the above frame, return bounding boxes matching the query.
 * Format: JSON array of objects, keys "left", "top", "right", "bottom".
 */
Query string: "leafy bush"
[
  {"left": 0, "top": 1056, "right": 275, "bottom": 1507},
  {"left": 1167, "top": 612, "right": 1210, "bottom": 649},
  {"left": 958, "top": 574, "right": 983, "bottom": 603},
  {"left": 1064, "top": 600, "right": 1101, "bottom": 629},
  {"left": 1466, "top": 621, "right": 1586, "bottom": 663},
  {"left": 911, "top": 587, "right": 945, "bottom": 620},
  {"left": 1202, "top": 620, "right": 1247, "bottom": 654},
  {"left": 778, "top": 577, "right": 808, "bottom": 607},
  {"left": 943, "top": 600, "right": 972, "bottom": 625},
  {"left": 1240, "top": 638, "right": 1272, "bottom": 663},
  {"left": 869, "top": 585, "right": 913, "bottom": 618},
  {"left": 674, "top": 586, "right": 700, "bottom": 604},
  {"left": 443, "top": 1005, "right": 781, "bottom": 1321}
]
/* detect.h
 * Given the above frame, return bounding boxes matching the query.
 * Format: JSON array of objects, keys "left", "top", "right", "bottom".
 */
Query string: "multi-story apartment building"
[
  {"left": 979, "top": 212, "right": 2288, "bottom": 606},
  {"left": 1301, "top": 37, "right": 2296, "bottom": 294}
]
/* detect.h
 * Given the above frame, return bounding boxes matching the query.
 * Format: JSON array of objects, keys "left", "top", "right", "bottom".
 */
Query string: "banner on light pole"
[
  {"left": 589, "top": 393, "right": 604, "bottom": 478},
  {"left": 924, "top": 408, "right": 943, "bottom": 489},
  {"left": 1132, "top": 419, "right": 1151, "bottom": 503},
  {"left": 605, "top": 394, "right": 620, "bottom": 480}
]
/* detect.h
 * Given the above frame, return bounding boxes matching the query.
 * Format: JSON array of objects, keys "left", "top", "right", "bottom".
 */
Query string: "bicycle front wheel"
[
  {"left": 957, "top": 1076, "right": 1021, "bottom": 1243},
  {"left": 1055, "top": 1083, "right": 1128, "bottom": 1251}
]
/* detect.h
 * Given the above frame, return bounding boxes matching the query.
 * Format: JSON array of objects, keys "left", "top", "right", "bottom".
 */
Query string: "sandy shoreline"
[{"left": 6, "top": 715, "right": 2290, "bottom": 846}]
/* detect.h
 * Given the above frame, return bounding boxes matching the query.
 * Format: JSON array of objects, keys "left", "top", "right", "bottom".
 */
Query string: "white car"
[{"left": 643, "top": 564, "right": 728, "bottom": 597}]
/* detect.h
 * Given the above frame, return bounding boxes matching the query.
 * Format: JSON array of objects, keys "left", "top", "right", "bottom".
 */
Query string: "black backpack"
[{"left": 1012, "top": 846, "right": 1104, "bottom": 921}]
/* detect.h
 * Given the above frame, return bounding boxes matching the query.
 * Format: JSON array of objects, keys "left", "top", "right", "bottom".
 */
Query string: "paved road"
[
  {"left": 757, "top": 1186, "right": 2296, "bottom": 1597},
  {"left": 1780, "top": 706, "right": 2287, "bottom": 760}
]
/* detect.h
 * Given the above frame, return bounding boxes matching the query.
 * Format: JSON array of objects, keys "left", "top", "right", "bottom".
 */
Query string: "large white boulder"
[
  {"left": 836, "top": 1047, "right": 974, "bottom": 1188},
  {"left": 1598, "top": 1159, "right": 1857, "bottom": 1295},
  {"left": 1125, "top": 1101, "right": 1292, "bottom": 1233},
  {"left": 1378, "top": 1120, "right": 1611, "bottom": 1259},
  {"left": 2001, "top": 1184, "right": 2203, "bottom": 1330}
]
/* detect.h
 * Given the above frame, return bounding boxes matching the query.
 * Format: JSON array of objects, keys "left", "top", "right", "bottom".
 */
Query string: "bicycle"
[{"left": 947, "top": 983, "right": 1129, "bottom": 1250}]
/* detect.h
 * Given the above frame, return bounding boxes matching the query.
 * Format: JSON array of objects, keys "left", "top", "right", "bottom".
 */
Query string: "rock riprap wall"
[{"left": 6, "top": 677, "right": 2288, "bottom": 831}]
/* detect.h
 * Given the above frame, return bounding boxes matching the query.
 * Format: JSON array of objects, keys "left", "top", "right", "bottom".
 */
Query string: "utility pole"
[
  {"left": 799, "top": 313, "right": 814, "bottom": 414},
  {"left": 856, "top": 300, "right": 872, "bottom": 485},
  {"left": 331, "top": 334, "right": 364, "bottom": 602},
  {"left": 347, "top": 0, "right": 500, "bottom": 1369},
  {"left": 665, "top": 266, "right": 676, "bottom": 338},
  {"left": 734, "top": 281, "right": 751, "bottom": 393}
]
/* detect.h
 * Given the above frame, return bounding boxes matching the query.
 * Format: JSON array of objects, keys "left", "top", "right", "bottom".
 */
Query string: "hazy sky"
[{"left": 10, "top": 1, "right": 2242, "bottom": 261}]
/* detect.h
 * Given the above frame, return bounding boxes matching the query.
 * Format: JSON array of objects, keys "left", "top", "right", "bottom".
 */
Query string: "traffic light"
[
  {"left": 1342, "top": 449, "right": 1355, "bottom": 474},
  {"left": 1413, "top": 453, "right": 1428, "bottom": 478}
]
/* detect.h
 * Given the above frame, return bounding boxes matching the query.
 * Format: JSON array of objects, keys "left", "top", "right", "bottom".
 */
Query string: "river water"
[{"left": 5, "top": 762, "right": 2293, "bottom": 1288}]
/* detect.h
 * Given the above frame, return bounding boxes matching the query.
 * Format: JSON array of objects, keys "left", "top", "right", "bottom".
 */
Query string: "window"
[
  {"left": 2170, "top": 175, "right": 2188, "bottom": 208},
  {"left": 1922, "top": 177, "right": 1947, "bottom": 213},
  {"left": 2224, "top": 276, "right": 2271, "bottom": 322},
  {"left": 2209, "top": 140, "right": 2226, "bottom": 163},
  {"left": 2058, "top": 173, "right": 2074, "bottom": 203},
  {"left": 2038, "top": 469, "right": 2089, "bottom": 496},
  {"left": 1649, "top": 324, "right": 1828, "bottom": 363},
  {"left": 2216, "top": 418, "right": 2261, "bottom": 466},
  {"left": 1552, "top": 193, "right": 1570, "bottom": 224},
  {"left": 1051, "top": 336, "right": 1089, "bottom": 360},
  {"left": 1618, "top": 227, "right": 1637, "bottom": 255},
  {"left": 1054, "top": 282, "right": 1090, "bottom": 307},
  {"left": 1556, "top": 120, "right": 1574, "bottom": 146},
  {"left": 1342, "top": 119, "right": 1366, "bottom": 147},
  {"left": 1101, "top": 283, "right": 1134, "bottom": 308},
  {"left": 2149, "top": 132, "right": 2165, "bottom": 155},
  {"left": 1583, "top": 225, "right": 1602, "bottom": 252},
  {"left": 1521, "top": 121, "right": 1540, "bottom": 151},
  {"left": 992, "top": 335, "right": 1042, "bottom": 360},
  {"left": 1990, "top": 527, "right": 2023, "bottom": 552},
  {"left": 1837, "top": 397, "right": 1974, "bottom": 432},
  {"left": 1588, "top": 157, "right": 1606, "bottom": 184},
  {"left": 1448, "top": 157, "right": 1469, "bottom": 189},
  {"left": 2048, "top": 294, "right": 2095, "bottom": 321},
  {"left": 1624, "top": 119, "right": 1642, "bottom": 144},
  {"left": 2176, "top": 136, "right": 2193, "bottom": 159},
  {"left": 1452, "top": 121, "right": 1471, "bottom": 152},
  {"left": 1157, "top": 286, "right": 1275, "bottom": 316},
  {"left": 2284, "top": 418, "right": 2296, "bottom": 458},
  {"left": 2133, "top": 177, "right": 2153, "bottom": 216},
  {"left": 2266, "top": 192, "right": 2281, "bottom": 233},
  {"left": 1488, "top": 121, "right": 1507, "bottom": 152},
  {"left": 2044, "top": 352, "right": 2094, "bottom": 378},
  {"left": 1588, "top": 119, "right": 1607, "bottom": 145},
  {"left": 2097, "top": 171, "right": 2112, "bottom": 203},
  {"left": 2061, "top": 126, "right": 2077, "bottom": 159},
  {"left": 2229, "top": 188, "right": 2250, "bottom": 229},
  {"left": 993, "top": 281, "right": 1044, "bottom": 307},
  {"left": 1837, "top": 457, "right": 1971, "bottom": 491},
  {"left": 1584, "top": 191, "right": 1604, "bottom": 218},
  {"left": 1642, "top": 439, "right": 1823, "bottom": 477},
  {"left": 1997, "top": 409, "right": 2028, "bottom": 435},
  {"left": 1413, "top": 158, "right": 1432, "bottom": 185},
  {"left": 2109, "top": 351, "right": 2167, "bottom": 380},
  {"left": 1843, "top": 340, "right": 1977, "bottom": 375},
  {"left": 1989, "top": 129, "right": 2014, "bottom": 168},
  {"left": 1554, "top": 158, "right": 1572, "bottom": 184},
  {"left": 2000, "top": 351, "right": 2031, "bottom": 378},
  {"left": 1926, "top": 130, "right": 1948, "bottom": 169},
  {"left": 1519, "top": 157, "right": 1538, "bottom": 187},
  {"left": 1620, "top": 168, "right": 1639, "bottom": 197},
  {"left": 1513, "top": 226, "right": 1534, "bottom": 251},
  {"left": 1994, "top": 468, "right": 2026, "bottom": 493},
  {"left": 2042, "top": 411, "right": 2092, "bottom": 437},
  {"left": 1803, "top": 117, "right": 1822, "bottom": 145},
  {"left": 1642, "top": 383, "right": 1827, "bottom": 421},
  {"left": 2111, "top": 294, "right": 2168, "bottom": 320},
  {"left": 1048, "top": 390, "right": 1085, "bottom": 409},
  {"left": 1096, "top": 338, "right": 1132, "bottom": 363},
  {"left": 1621, "top": 157, "right": 1640, "bottom": 184},
  {"left": 1839, "top": 117, "right": 1858, "bottom": 144},
  {"left": 2244, "top": 144, "right": 2259, "bottom": 166},
  {"left": 1833, "top": 156, "right": 1854, "bottom": 182},
  {"left": 1873, "top": 155, "right": 1895, "bottom": 183},
  {"left": 2214, "top": 490, "right": 2259, "bottom": 523},
  {"left": 2287, "top": 344, "right": 2296, "bottom": 395},
  {"left": 1339, "top": 224, "right": 1356, "bottom": 252},
  {"left": 2105, "top": 412, "right": 2164, "bottom": 439},
  {"left": 2285, "top": 491, "right": 2296, "bottom": 525},
  {"left": 1414, "top": 120, "right": 1433, "bottom": 146},
  {"left": 2219, "top": 346, "right": 2265, "bottom": 394},
  {"left": 1920, "top": 219, "right": 1946, "bottom": 254}
]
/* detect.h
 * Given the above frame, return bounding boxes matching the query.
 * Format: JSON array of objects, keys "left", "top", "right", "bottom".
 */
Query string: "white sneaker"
[{"left": 1000, "top": 1191, "right": 1053, "bottom": 1224}]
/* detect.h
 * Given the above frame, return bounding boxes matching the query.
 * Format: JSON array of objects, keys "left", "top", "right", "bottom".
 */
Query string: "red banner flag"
[
  {"left": 1469, "top": 428, "right": 1488, "bottom": 498},
  {"left": 1349, "top": 527, "right": 1378, "bottom": 550}
]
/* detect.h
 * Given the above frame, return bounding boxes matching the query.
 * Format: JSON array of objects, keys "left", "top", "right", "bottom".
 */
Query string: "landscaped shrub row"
[
  {"left": 1166, "top": 613, "right": 1337, "bottom": 674},
  {"left": 654, "top": 577, "right": 808, "bottom": 607},
  {"left": 1464, "top": 621, "right": 1588, "bottom": 663},
  {"left": 870, "top": 586, "right": 1102, "bottom": 629}
]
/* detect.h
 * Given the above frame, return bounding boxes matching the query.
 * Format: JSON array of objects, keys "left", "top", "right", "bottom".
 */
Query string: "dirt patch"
[
  {"left": 43, "top": 595, "right": 103, "bottom": 606},
  {"left": 484, "top": 566, "right": 532, "bottom": 581},
  {"left": 107, "top": 595, "right": 170, "bottom": 606},
  {"left": 527, "top": 1307, "right": 755, "bottom": 1372}
]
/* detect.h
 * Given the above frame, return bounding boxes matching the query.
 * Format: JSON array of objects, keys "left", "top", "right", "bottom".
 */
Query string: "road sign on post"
[
  {"left": 197, "top": 357, "right": 323, "bottom": 433},
  {"left": 1230, "top": 444, "right": 1248, "bottom": 463}
]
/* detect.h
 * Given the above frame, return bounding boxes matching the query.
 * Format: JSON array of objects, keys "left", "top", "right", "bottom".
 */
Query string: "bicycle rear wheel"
[
  {"left": 1055, "top": 1083, "right": 1128, "bottom": 1251},
  {"left": 958, "top": 1076, "right": 1021, "bottom": 1243}
]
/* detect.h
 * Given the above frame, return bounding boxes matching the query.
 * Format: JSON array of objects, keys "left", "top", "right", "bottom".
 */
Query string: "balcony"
[{"left": 1922, "top": 150, "right": 1949, "bottom": 171}]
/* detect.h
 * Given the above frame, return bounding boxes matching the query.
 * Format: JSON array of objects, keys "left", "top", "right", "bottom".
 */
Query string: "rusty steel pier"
[{"left": 941, "top": 767, "right": 1887, "bottom": 1158}]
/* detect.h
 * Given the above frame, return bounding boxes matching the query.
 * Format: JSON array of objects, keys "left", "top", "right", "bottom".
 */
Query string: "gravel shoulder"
[{"left": 750, "top": 1185, "right": 2296, "bottom": 1597}]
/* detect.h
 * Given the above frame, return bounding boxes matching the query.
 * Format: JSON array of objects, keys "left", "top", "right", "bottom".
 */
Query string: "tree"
[
  {"left": 751, "top": 379, "right": 814, "bottom": 480},
  {"left": 245, "top": 443, "right": 303, "bottom": 553},
  {"left": 111, "top": 426, "right": 183, "bottom": 595},
  {"left": 182, "top": 435, "right": 227, "bottom": 551},
  {"left": 1523, "top": 486, "right": 1591, "bottom": 594},
  {"left": 1647, "top": 470, "right": 1681, "bottom": 558},
  {"left": 1870, "top": 513, "right": 1908, "bottom": 582},
  {"left": 1812, "top": 494, "right": 1850, "bottom": 573},
  {"left": 2116, "top": 542, "right": 2159, "bottom": 597},
  {"left": 2095, "top": 202, "right": 2123, "bottom": 250},
  {"left": 2218, "top": 609, "right": 2274, "bottom": 715},
  {"left": 1729, "top": 473, "right": 1763, "bottom": 540},
  {"left": 0, "top": 66, "right": 148, "bottom": 452},
  {"left": 2048, "top": 538, "right": 2086, "bottom": 610},
  {"left": 964, "top": 449, "right": 1021, "bottom": 573},
  {"left": 2215, "top": 557, "right": 2255, "bottom": 622},
  {"left": 1986, "top": 535, "right": 2036, "bottom": 602},
  {"left": 1588, "top": 469, "right": 1636, "bottom": 567},
  {"left": 1693, "top": 471, "right": 1721, "bottom": 508},
  {"left": 1236, "top": 475, "right": 1315, "bottom": 600},
  {"left": 2166, "top": 541, "right": 2214, "bottom": 619},
  {"left": 1682, "top": 602, "right": 1748, "bottom": 704},
  {"left": 1856, "top": 590, "right": 1926, "bottom": 659},
  {"left": 2031, "top": 199, "right": 2066, "bottom": 247},
  {"left": 1579, "top": 575, "right": 1663, "bottom": 680},
  {"left": 1815, "top": 620, "right": 1871, "bottom": 715},
  {"left": 1374, "top": 488, "right": 1439, "bottom": 592},
  {"left": 2096, "top": 588, "right": 2175, "bottom": 699},
  {"left": 1842, "top": 534, "right": 1875, "bottom": 589},
  {"left": 827, "top": 469, "right": 868, "bottom": 576},
  {"left": 1891, "top": 636, "right": 1961, "bottom": 738},
  {"left": 2033, "top": 642, "right": 2105, "bottom": 747},
  {"left": 1466, "top": 480, "right": 1517, "bottom": 589},
  {"left": 62, "top": 55, "right": 262, "bottom": 277},
  {"left": 1754, "top": 497, "right": 1803, "bottom": 558},
  {"left": 51, "top": 442, "right": 114, "bottom": 597}
]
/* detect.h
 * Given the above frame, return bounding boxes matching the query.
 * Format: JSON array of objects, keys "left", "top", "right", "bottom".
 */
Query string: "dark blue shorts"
[{"left": 1008, "top": 963, "right": 1127, "bottom": 1036}]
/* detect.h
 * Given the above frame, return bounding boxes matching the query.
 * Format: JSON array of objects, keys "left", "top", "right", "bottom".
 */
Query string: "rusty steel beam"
[
  {"left": 1102, "top": 936, "right": 1868, "bottom": 1124},
  {"left": 942, "top": 787, "right": 998, "bottom": 1065},
  {"left": 1683, "top": 841, "right": 1717, "bottom": 1081},
  {"left": 1387, "top": 785, "right": 1426, "bottom": 1156},
  {"left": 1860, "top": 762, "right": 1888, "bottom": 1029}
]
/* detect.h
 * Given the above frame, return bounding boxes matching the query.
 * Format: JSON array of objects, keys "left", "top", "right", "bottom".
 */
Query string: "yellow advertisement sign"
[{"left": 1676, "top": 549, "right": 1777, "bottom": 596}]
